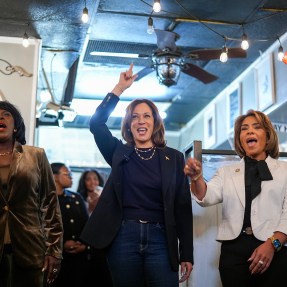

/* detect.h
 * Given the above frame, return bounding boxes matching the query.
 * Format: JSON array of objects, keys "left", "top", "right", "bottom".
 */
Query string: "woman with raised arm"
[{"left": 81, "top": 64, "right": 193, "bottom": 287}]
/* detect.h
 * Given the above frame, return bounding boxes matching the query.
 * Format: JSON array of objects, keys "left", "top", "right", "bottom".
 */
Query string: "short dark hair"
[
  {"left": 234, "top": 109, "right": 279, "bottom": 159},
  {"left": 0, "top": 101, "right": 26, "bottom": 145},
  {"left": 77, "top": 169, "right": 104, "bottom": 200},
  {"left": 121, "top": 99, "right": 166, "bottom": 147},
  {"left": 51, "top": 162, "right": 66, "bottom": 174}
]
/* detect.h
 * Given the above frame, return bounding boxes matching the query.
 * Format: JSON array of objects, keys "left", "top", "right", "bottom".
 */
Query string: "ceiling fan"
[{"left": 133, "top": 29, "right": 247, "bottom": 87}]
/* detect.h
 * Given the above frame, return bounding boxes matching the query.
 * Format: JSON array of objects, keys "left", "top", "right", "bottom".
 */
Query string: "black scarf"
[
  {"left": 244, "top": 156, "right": 273, "bottom": 200},
  {"left": 242, "top": 156, "right": 273, "bottom": 229}
]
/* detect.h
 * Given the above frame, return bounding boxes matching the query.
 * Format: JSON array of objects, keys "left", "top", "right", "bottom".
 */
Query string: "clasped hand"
[{"left": 184, "top": 157, "right": 202, "bottom": 181}]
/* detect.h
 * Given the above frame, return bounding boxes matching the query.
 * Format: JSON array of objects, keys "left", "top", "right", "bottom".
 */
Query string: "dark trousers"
[
  {"left": 52, "top": 249, "right": 113, "bottom": 287},
  {"left": 87, "top": 249, "right": 113, "bottom": 287},
  {"left": 219, "top": 234, "right": 287, "bottom": 287},
  {"left": 0, "top": 245, "right": 44, "bottom": 287}
]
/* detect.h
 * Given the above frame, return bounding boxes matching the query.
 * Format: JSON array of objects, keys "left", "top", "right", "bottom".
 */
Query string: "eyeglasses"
[{"left": 60, "top": 172, "right": 72, "bottom": 177}]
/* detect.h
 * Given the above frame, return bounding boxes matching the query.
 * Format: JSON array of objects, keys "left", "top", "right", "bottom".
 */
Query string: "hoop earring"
[{"left": 13, "top": 129, "right": 17, "bottom": 133}]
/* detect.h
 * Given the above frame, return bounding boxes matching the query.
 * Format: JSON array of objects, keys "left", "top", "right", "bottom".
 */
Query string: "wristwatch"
[{"left": 269, "top": 235, "right": 282, "bottom": 252}]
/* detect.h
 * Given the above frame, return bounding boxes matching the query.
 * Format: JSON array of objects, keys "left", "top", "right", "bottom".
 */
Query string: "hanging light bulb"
[
  {"left": 22, "top": 32, "right": 29, "bottom": 48},
  {"left": 147, "top": 17, "right": 154, "bottom": 34},
  {"left": 278, "top": 45, "right": 284, "bottom": 61},
  {"left": 241, "top": 33, "right": 249, "bottom": 50},
  {"left": 153, "top": 0, "right": 161, "bottom": 13},
  {"left": 220, "top": 46, "right": 228, "bottom": 63},
  {"left": 81, "top": 1, "right": 89, "bottom": 23}
]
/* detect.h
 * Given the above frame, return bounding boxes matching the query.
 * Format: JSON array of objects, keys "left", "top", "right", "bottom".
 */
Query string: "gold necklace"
[
  {"left": 134, "top": 146, "right": 156, "bottom": 161},
  {"left": 0, "top": 150, "right": 13, "bottom": 156},
  {"left": 134, "top": 146, "right": 154, "bottom": 153}
]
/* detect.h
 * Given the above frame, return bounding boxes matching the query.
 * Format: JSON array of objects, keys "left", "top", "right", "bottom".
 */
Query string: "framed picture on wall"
[
  {"left": 256, "top": 54, "right": 275, "bottom": 111},
  {"left": 227, "top": 84, "right": 241, "bottom": 133},
  {"left": 204, "top": 104, "right": 216, "bottom": 148}
]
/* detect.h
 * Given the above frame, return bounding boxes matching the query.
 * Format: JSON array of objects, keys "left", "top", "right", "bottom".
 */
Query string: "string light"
[
  {"left": 22, "top": 32, "right": 29, "bottom": 48},
  {"left": 220, "top": 46, "right": 228, "bottom": 63},
  {"left": 240, "top": 25, "right": 249, "bottom": 50},
  {"left": 277, "top": 38, "right": 284, "bottom": 61},
  {"left": 81, "top": 0, "right": 89, "bottom": 23},
  {"left": 278, "top": 46, "right": 284, "bottom": 61},
  {"left": 241, "top": 33, "right": 249, "bottom": 50},
  {"left": 153, "top": 0, "right": 161, "bottom": 13},
  {"left": 147, "top": 17, "right": 154, "bottom": 34}
]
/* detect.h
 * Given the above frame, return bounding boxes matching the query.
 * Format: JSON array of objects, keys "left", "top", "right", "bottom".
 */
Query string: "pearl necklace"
[
  {"left": 134, "top": 146, "right": 156, "bottom": 161},
  {"left": 0, "top": 150, "right": 13, "bottom": 156}
]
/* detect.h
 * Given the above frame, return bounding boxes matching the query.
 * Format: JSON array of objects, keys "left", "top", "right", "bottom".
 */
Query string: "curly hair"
[
  {"left": 0, "top": 101, "right": 26, "bottom": 145},
  {"left": 121, "top": 99, "right": 166, "bottom": 147},
  {"left": 234, "top": 109, "right": 279, "bottom": 159}
]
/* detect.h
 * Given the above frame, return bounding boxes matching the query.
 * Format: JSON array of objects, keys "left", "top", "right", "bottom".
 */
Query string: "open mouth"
[
  {"left": 0, "top": 123, "right": 7, "bottom": 128},
  {"left": 137, "top": 128, "right": 147, "bottom": 135},
  {"left": 246, "top": 138, "right": 257, "bottom": 147}
]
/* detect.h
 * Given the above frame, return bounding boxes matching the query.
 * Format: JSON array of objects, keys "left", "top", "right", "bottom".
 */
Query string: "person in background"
[
  {"left": 77, "top": 169, "right": 113, "bottom": 287},
  {"left": 80, "top": 63, "right": 194, "bottom": 287},
  {"left": 0, "top": 101, "right": 63, "bottom": 287},
  {"left": 77, "top": 169, "right": 104, "bottom": 215},
  {"left": 184, "top": 110, "right": 287, "bottom": 287},
  {"left": 51, "top": 163, "right": 91, "bottom": 287}
]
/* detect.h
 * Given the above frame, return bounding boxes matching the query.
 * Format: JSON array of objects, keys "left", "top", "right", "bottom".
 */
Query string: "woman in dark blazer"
[{"left": 81, "top": 64, "right": 193, "bottom": 287}]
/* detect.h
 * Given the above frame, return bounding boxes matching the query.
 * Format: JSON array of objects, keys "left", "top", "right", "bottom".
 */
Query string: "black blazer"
[{"left": 80, "top": 93, "right": 193, "bottom": 271}]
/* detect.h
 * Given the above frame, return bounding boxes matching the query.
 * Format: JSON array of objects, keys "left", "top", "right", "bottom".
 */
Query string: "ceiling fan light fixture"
[
  {"left": 153, "top": 0, "right": 161, "bottom": 13},
  {"left": 220, "top": 47, "right": 228, "bottom": 63},
  {"left": 147, "top": 17, "right": 154, "bottom": 34},
  {"left": 154, "top": 56, "right": 182, "bottom": 87},
  {"left": 241, "top": 33, "right": 249, "bottom": 50}
]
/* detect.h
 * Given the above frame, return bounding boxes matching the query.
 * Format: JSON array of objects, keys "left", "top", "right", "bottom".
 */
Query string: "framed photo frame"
[
  {"left": 227, "top": 84, "right": 241, "bottom": 133},
  {"left": 204, "top": 104, "right": 216, "bottom": 148},
  {"left": 256, "top": 54, "right": 275, "bottom": 111}
]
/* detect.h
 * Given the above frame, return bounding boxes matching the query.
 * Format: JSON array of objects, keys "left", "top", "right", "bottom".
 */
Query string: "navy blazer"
[{"left": 81, "top": 93, "right": 193, "bottom": 271}]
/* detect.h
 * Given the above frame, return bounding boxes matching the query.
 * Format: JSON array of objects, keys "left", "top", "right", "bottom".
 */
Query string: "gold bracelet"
[
  {"left": 191, "top": 172, "right": 202, "bottom": 181},
  {"left": 116, "top": 84, "right": 124, "bottom": 93}
]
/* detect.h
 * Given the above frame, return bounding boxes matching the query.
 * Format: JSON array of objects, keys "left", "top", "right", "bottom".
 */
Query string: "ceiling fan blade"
[
  {"left": 154, "top": 29, "right": 179, "bottom": 52},
  {"left": 182, "top": 63, "right": 218, "bottom": 84},
  {"left": 227, "top": 48, "right": 247, "bottom": 58},
  {"left": 134, "top": 66, "right": 155, "bottom": 81},
  {"left": 188, "top": 47, "right": 247, "bottom": 60}
]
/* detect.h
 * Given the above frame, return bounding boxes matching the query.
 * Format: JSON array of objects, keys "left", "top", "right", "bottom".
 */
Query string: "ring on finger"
[
  {"left": 53, "top": 268, "right": 58, "bottom": 273},
  {"left": 258, "top": 260, "right": 264, "bottom": 265}
]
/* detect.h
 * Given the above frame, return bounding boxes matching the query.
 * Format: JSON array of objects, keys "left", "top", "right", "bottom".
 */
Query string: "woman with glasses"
[{"left": 51, "top": 163, "right": 90, "bottom": 287}]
